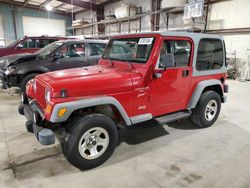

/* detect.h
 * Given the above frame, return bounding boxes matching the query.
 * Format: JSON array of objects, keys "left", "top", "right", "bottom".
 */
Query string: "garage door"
[
  {"left": 0, "top": 14, "right": 5, "bottom": 47},
  {"left": 22, "top": 16, "right": 66, "bottom": 37}
]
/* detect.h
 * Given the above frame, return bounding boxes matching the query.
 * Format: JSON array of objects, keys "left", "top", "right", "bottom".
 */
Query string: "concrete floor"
[{"left": 0, "top": 80, "right": 250, "bottom": 188}]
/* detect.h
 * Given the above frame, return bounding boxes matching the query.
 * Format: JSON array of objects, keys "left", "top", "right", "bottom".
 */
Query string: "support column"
[
  {"left": 96, "top": 5, "right": 105, "bottom": 35},
  {"left": 151, "top": 0, "right": 161, "bottom": 31}
]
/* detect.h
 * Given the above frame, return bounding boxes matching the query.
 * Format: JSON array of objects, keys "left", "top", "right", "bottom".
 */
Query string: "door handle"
[{"left": 182, "top": 70, "right": 189, "bottom": 77}]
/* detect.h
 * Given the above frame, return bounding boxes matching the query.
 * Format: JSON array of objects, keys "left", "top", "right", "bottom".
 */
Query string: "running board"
[{"left": 155, "top": 111, "right": 192, "bottom": 124}]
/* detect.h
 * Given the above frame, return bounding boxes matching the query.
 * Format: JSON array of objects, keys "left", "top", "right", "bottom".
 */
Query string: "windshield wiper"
[
  {"left": 104, "top": 55, "right": 134, "bottom": 70},
  {"left": 124, "top": 60, "right": 133, "bottom": 70},
  {"left": 107, "top": 57, "right": 113, "bottom": 67},
  {"left": 120, "top": 54, "right": 133, "bottom": 70}
]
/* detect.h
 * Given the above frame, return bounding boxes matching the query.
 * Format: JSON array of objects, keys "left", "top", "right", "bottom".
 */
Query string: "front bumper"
[
  {"left": 0, "top": 72, "right": 18, "bottom": 89},
  {"left": 19, "top": 95, "right": 55, "bottom": 145},
  {"left": 224, "top": 84, "right": 229, "bottom": 93},
  {"left": 222, "top": 96, "right": 227, "bottom": 103},
  {"left": 0, "top": 70, "right": 8, "bottom": 89},
  {"left": 222, "top": 84, "right": 229, "bottom": 103}
]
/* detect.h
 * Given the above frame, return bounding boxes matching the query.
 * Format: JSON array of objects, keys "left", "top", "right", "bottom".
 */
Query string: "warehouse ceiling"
[{"left": 0, "top": 0, "right": 112, "bottom": 14}]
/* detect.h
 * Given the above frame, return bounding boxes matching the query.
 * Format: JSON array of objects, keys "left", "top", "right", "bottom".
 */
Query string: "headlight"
[
  {"left": 5, "top": 66, "right": 15, "bottom": 75},
  {"left": 45, "top": 87, "right": 51, "bottom": 103},
  {"left": 0, "top": 58, "right": 9, "bottom": 69}
]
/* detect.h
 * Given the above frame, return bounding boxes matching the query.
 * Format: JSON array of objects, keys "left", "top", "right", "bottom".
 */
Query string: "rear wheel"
[
  {"left": 61, "top": 114, "right": 118, "bottom": 170},
  {"left": 191, "top": 91, "right": 221, "bottom": 128},
  {"left": 20, "top": 73, "right": 39, "bottom": 92}
]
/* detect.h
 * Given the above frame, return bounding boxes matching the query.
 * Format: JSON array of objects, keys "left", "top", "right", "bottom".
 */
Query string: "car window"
[
  {"left": 89, "top": 43, "right": 106, "bottom": 56},
  {"left": 38, "top": 39, "right": 48, "bottom": 48},
  {"left": 19, "top": 38, "right": 39, "bottom": 49},
  {"left": 48, "top": 39, "right": 57, "bottom": 44},
  {"left": 111, "top": 44, "right": 127, "bottom": 54},
  {"left": 158, "top": 40, "right": 191, "bottom": 68},
  {"left": 36, "top": 41, "right": 63, "bottom": 57},
  {"left": 59, "top": 43, "right": 85, "bottom": 58},
  {"left": 196, "top": 39, "right": 223, "bottom": 70}
]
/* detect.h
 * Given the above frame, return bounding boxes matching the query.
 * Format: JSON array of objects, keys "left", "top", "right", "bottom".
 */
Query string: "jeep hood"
[{"left": 37, "top": 65, "right": 141, "bottom": 97}]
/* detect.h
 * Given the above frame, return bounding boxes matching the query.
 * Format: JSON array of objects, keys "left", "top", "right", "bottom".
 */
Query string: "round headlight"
[
  {"left": 45, "top": 87, "right": 51, "bottom": 103},
  {"left": 0, "top": 58, "right": 8, "bottom": 69}
]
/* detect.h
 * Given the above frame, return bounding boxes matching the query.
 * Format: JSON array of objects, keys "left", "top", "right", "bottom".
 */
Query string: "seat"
[
  {"left": 175, "top": 48, "right": 189, "bottom": 67},
  {"left": 67, "top": 46, "right": 78, "bottom": 57},
  {"left": 90, "top": 45, "right": 99, "bottom": 56},
  {"left": 136, "top": 45, "right": 147, "bottom": 59}
]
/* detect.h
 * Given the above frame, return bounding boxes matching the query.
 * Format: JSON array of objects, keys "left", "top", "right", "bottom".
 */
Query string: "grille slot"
[{"left": 35, "top": 80, "right": 47, "bottom": 109}]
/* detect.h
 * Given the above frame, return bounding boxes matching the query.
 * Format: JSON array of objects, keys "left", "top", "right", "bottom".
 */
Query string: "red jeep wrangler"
[{"left": 19, "top": 32, "right": 228, "bottom": 169}]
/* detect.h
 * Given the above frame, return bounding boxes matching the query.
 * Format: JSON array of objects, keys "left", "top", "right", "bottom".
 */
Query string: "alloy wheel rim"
[
  {"left": 205, "top": 99, "right": 218, "bottom": 121},
  {"left": 78, "top": 127, "right": 109, "bottom": 160}
]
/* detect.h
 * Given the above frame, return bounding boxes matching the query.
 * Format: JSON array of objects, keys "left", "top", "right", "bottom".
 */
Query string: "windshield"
[
  {"left": 6, "top": 39, "right": 21, "bottom": 48},
  {"left": 103, "top": 37, "right": 155, "bottom": 63},
  {"left": 35, "top": 41, "right": 63, "bottom": 58}
]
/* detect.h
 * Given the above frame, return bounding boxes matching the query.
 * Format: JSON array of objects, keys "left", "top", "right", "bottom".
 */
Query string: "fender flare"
[
  {"left": 187, "top": 79, "right": 223, "bottom": 109},
  {"left": 50, "top": 96, "right": 132, "bottom": 125}
]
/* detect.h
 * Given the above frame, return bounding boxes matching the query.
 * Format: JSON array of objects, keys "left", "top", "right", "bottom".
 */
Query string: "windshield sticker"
[{"left": 138, "top": 38, "right": 153, "bottom": 45}]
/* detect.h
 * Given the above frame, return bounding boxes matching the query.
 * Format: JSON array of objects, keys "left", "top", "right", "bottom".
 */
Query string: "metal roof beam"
[
  {"left": 0, "top": 0, "right": 69, "bottom": 15},
  {"left": 54, "top": 2, "right": 66, "bottom": 10},
  {"left": 57, "top": 0, "right": 99, "bottom": 11},
  {"left": 100, "top": 0, "right": 121, "bottom": 6},
  {"left": 23, "top": 0, "right": 32, "bottom": 6},
  {"left": 39, "top": 0, "right": 53, "bottom": 8}
]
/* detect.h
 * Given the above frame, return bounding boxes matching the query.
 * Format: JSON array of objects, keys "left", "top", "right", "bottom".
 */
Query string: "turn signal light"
[
  {"left": 57, "top": 107, "right": 67, "bottom": 117},
  {"left": 45, "top": 104, "right": 52, "bottom": 114}
]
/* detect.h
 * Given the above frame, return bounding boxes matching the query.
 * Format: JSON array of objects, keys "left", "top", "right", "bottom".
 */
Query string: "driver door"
[
  {"left": 53, "top": 42, "right": 87, "bottom": 71},
  {"left": 149, "top": 37, "right": 193, "bottom": 114}
]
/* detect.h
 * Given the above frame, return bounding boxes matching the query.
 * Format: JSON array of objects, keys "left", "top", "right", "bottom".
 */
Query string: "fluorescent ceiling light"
[{"left": 45, "top": 5, "right": 53, "bottom": 11}]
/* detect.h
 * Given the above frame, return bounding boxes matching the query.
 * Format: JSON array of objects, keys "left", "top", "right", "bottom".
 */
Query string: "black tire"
[
  {"left": 61, "top": 114, "right": 118, "bottom": 170},
  {"left": 20, "top": 73, "right": 39, "bottom": 92},
  {"left": 191, "top": 91, "right": 221, "bottom": 128}
]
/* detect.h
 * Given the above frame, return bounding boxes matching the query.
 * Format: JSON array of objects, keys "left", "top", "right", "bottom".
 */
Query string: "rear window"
[{"left": 196, "top": 39, "right": 224, "bottom": 71}]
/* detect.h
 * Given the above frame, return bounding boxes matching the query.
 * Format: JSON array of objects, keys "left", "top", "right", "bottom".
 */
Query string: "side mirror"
[
  {"left": 53, "top": 52, "right": 63, "bottom": 60},
  {"left": 159, "top": 54, "right": 175, "bottom": 69},
  {"left": 16, "top": 44, "right": 24, "bottom": 49}
]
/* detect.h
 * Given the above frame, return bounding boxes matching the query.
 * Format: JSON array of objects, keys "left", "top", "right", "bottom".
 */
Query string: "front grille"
[{"left": 35, "top": 80, "right": 47, "bottom": 109}]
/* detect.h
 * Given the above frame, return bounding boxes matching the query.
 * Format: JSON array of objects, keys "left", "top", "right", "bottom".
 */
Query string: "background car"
[
  {"left": 0, "top": 35, "right": 68, "bottom": 57},
  {"left": 0, "top": 39, "right": 108, "bottom": 91}
]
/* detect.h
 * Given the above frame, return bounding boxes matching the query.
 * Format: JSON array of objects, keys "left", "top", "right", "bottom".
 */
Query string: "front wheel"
[
  {"left": 191, "top": 91, "right": 221, "bottom": 128},
  {"left": 61, "top": 114, "right": 118, "bottom": 170}
]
